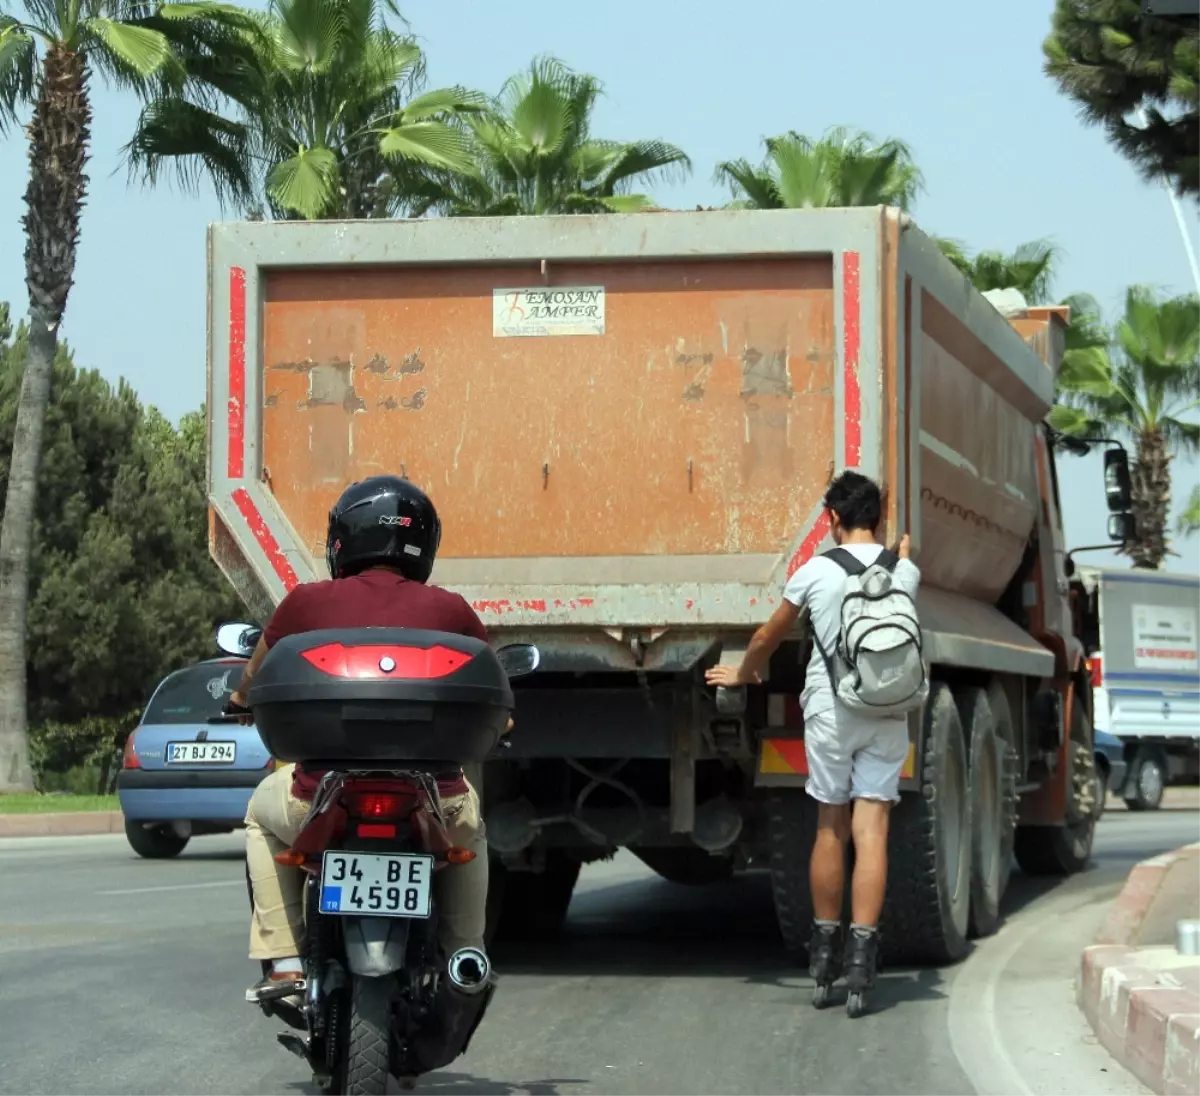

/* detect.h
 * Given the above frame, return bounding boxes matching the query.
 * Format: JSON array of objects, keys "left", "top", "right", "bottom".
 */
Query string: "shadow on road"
[
  {"left": 491, "top": 869, "right": 952, "bottom": 1016},
  {"left": 281, "top": 1070, "right": 588, "bottom": 1095}
]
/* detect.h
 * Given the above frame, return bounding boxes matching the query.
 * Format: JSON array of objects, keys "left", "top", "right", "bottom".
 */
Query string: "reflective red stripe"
[{"left": 300, "top": 642, "right": 473, "bottom": 679}]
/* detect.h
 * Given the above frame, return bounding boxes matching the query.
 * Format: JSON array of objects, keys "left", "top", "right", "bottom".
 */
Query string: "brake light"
[
  {"left": 357, "top": 823, "right": 397, "bottom": 839},
  {"left": 300, "top": 643, "right": 473, "bottom": 680},
  {"left": 122, "top": 733, "right": 141, "bottom": 770},
  {"left": 1089, "top": 655, "right": 1103, "bottom": 688},
  {"left": 446, "top": 846, "right": 476, "bottom": 864},
  {"left": 345, "top": 791, "right": 407, "bottom": 819}
]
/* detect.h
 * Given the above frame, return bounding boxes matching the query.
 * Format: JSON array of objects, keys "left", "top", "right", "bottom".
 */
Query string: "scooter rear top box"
[{"left": 247, "top": 628, "right": 513, "bottom": 765}]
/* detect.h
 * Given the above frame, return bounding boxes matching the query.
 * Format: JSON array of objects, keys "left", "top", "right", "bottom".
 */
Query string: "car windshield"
[{"left": 143, "top": 662, "right": 243, "bottom": 725}]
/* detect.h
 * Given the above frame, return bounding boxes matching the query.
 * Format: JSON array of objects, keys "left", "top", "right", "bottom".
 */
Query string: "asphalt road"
[{"left": 1, "top": 806, "right": 1197, "bottom": 1096}]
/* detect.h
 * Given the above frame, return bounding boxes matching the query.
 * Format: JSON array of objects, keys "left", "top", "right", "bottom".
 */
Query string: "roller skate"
[
  {"left": 807, "top": 921, "right": 843, "bottom": 1009},
  {"left": 843, "top": 925, "right": 879, "bottom": 1018}
]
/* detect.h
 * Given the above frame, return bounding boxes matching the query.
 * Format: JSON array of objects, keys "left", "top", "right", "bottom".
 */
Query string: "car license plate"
[
  {"left": 319, "top": 852, "right": 434, "bottom": 919},
  {"left": 165, "top": 741, "right": 237, "bottom": 764}
]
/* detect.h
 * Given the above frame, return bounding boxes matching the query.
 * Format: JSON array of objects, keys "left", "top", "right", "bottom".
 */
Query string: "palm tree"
[
  {"left": 1178, "top": 484, "right": 1200, "bottom": 538},
  {"left": 409, "top": 55, "right": 691, "bottom": 217},
  {"left": 125, "top": 0, "right": 486, "bottom": 220},
  {"left": 1051, "top": 286, "right": 1200, "bottom": 568},
  {"left": 936, "top": 238, "right": 1060, "bottom": 304},
  {"left": 1044, "top": 0, "right": 1198, "bottom": 199},
  {"left": 714, "top": 127, "right": 923, "bottom": 211},
  {"left": 0, "top": 0, "right": 233, "bottom": 793}
]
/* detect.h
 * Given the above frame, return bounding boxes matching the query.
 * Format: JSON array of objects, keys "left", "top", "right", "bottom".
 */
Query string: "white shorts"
[{"left": 803, "top": 709, "right": 910, "bottom": 806}]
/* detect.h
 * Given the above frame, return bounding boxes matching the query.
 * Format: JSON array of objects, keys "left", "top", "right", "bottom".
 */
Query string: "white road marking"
[
  {"left": 99, "top": 880, "right": 243, "bottom": 896},
  {"left": 947, "top": 873, "right": 1141, "bottom": 1096}
]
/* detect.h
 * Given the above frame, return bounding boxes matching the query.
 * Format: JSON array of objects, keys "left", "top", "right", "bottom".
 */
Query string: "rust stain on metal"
[
  {"left": 260, "top": 258, "right": 835, "bottom": 560},
  {"left": 740, "top": 347, "right": 793, "bottom": 398},
  {"left": 301, "top": 361, "right": 365, "bottom": 413},
  {"left": 398, "top": 349, "right": 425, "bottom": 375}
]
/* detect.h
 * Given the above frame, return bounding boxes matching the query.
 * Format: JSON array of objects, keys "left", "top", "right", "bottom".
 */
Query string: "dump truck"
[
  {"left": 206, "top": 207, "right": 1126, "bottom": 964},
  {"left": 1076, "top": 566, "right": 1200, "bottom": 810}
]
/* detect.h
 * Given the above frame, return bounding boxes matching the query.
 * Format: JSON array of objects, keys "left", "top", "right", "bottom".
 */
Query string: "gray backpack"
[{"left": 813, "top": 548, "right": 928, "bottom": 718}]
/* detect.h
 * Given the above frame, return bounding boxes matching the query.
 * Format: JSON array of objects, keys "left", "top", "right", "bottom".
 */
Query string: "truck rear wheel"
[
  {"left": 880, "top": 681, "right": 972, "bottom": 965},
  {"left": 486, "top": 851, "right": 581, "bottom": 942},
  {"left": 631, "top": 846, "right": 735, "bottom": 886},
  {"left": 766, "top": 788, "right": 818, "bottom": 962},
  {"left": 1124, "top": 746, "right": 1166, "bottom": 812},
  {"left": 1014, "top": 698, "right": 1097, "bottom": 875},
  {"left": 959, "top": 685, "right": 1015, "bottom": 939}
]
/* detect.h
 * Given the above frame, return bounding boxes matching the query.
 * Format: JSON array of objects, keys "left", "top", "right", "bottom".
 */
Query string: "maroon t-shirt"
[{"left": 261, "top": 568, "right": 488, "bottom": 801}]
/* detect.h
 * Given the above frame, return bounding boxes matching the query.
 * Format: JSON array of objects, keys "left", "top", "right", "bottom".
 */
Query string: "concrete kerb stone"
[
  {"left": 1096, "top": 851, "right": 1185, "bottom": 947},
  {"left": 1080, "top": 844, "right": 1200, "bottom": 1096},
  {"left": 0, "top": 810, "right": 124, "bottom": 837}
]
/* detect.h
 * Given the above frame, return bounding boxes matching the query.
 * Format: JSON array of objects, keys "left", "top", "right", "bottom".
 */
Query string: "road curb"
[
  {"left": 1080, "top": 844, "right": 1200, "bottom": 1096},
  {"left": 0, "top": 810, "right": 125, "bottom": 837},
  {"left": 1096, "top": 847, "right": 1194, "bottom": 947}
]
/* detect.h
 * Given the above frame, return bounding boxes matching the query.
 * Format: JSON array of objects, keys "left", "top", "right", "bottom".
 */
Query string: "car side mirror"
[
  {"left": 1108, "top": 512, "right": 1136, "bottom": 544},
  {"left": 1104, "top": 449, "right": 1132, "bottom": 512},
  {"left": 496, "top": 643, "right": 540, "bottom": 679},
  {"left": 215, "top": 622, "right": 262, "bottom": 659}
]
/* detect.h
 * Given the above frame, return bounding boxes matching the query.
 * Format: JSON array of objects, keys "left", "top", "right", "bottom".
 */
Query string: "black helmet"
[{"left": 325, "top": 476, "right": 442, "bottom": 582}]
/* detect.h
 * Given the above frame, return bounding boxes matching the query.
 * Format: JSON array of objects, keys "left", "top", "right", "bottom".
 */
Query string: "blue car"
[
  {"left": 1093, "top": 727, "right": 1129, "bottom": 811},
  {"left": 117, "top": 657, "right": 273, "bottom": 858}
]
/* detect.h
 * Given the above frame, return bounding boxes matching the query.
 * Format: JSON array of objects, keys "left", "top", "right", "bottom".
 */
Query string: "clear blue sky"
[{"left": 0, "top": 0, "right": 1197, "bottom": 566}]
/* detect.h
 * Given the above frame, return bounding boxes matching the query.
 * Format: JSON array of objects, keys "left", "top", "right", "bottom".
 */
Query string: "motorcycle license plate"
[{"left": 318, "top": 852, "right": 434, "bottom": 919}]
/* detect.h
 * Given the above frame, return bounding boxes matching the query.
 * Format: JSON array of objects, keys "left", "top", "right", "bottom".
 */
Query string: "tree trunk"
[
  {"left": 0, "top": 46, "right": 90, "bottom": 793},
  {"left": 1127, "top": 428, "right": 1171, "bottom": 569}
]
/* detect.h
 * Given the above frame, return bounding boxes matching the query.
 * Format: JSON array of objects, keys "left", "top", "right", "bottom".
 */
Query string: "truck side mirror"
[
  {"left": 1107, "top": 512, "right": 1136, "bottom": 544},
  {"left": 1104, "top": 449, "right": 1132, "bottom": 512}
]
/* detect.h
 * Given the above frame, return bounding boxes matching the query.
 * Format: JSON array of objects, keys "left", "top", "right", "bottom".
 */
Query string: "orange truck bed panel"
[{"left": 207, "top": 209, "right": 1058, "bottom": 654}]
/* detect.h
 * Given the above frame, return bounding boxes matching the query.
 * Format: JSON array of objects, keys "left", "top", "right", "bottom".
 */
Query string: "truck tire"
[
  {"left": 630, "top": 846, "right": 735, "bottom": 886},
  {"left": 125, "top": 819, "right": 190, "bottom": 859},
  {"left": 958, "top": 685, "right": 1013, "bottom": 939},
  {"left": 768, "top": 787, "right": 816, "bottom": 960},
  {"left": 880, "top": 681, "right": 972, "bottom": 965},
  {"left": 1014, "top": 698, "right": 1097, "bottom": 876},
  {"left": 1124, "top": 747, "right": 1166, "bottom": 812},
  {"left": 487, "top": 851, "right": 580, "bottom": 942},
  {"left": 766, "top": 788, "right": 818, "bottom": 962}
]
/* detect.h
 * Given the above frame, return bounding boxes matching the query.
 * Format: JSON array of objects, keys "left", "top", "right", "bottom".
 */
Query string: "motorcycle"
[{"left": 214, "top": 623, "right": 537, "bottom": 1095}]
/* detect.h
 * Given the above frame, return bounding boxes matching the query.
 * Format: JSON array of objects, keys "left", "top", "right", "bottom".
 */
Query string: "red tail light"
[
  {"left": 345, "top": 791, "right": 407, "bottom": 819},
  {"left": 301, "top": 643, "right": 473, "bottom": 680},
  {"left": 1089, "top": 655, "right": 1103, "bottom": 688},
  {"left": 122, "top": 733, "right": 141, "bottom": 770}
]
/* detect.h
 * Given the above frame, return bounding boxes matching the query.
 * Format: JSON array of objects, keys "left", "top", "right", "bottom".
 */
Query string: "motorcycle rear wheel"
[{"left": 338, "top": 974, "right": 394, "bottom": 1096}]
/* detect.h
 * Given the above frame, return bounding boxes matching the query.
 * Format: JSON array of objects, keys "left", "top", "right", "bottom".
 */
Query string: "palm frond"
[
  {"left": 124, "top": 95, "right": 255, "bottom": 207},
  {"left": 377, "top": 119, "right": 473, "bottom": 172},
  {"left": 266, "top": 144, "right": 340, "bottom": 218},
  {"left": 84, "top": 17, "right": 173, "bottom": 75},
  {"left": 0, "top": 20, "right": 37, "bottom": 129}
]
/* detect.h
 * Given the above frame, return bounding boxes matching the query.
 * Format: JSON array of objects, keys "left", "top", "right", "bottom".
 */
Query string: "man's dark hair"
[{"left": 823, "top": 471, "right": 882, "bottom": 532}]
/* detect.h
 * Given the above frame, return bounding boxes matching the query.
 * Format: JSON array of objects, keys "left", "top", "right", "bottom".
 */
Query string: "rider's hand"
[
  {"left": 705, "top": 664, "right": 760, "bottom": 688},
  {"left": 227, "top": 692, "right": 253, "bottom": 725},
  {"left": 504, "top": 717, "right": 514, "bottom": 734},
  {"left": 896, "top": 533, "right": 912, "bottom": 560}
]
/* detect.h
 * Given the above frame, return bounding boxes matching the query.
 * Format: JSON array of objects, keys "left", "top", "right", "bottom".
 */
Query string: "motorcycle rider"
[{"left": 229, "top": 475, "right": 495, "bottom": 1003}]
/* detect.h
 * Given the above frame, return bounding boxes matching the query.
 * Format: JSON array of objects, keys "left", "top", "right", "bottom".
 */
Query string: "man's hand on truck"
[{"left": 704, "top": 532, "right": 910, "bottom": 692}]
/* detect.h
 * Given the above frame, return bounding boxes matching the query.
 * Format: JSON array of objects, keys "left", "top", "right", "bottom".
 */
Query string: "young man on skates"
[{"left": 706, "top": 471, "right": 923, "bottom": 1012}]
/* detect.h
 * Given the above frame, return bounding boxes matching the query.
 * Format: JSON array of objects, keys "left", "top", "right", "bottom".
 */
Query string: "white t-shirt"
[{"left": 782, "top": 543, "right": 921, "bottom": 722}]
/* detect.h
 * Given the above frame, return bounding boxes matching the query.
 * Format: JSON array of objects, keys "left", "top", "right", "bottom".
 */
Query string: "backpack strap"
[
  {"left": 823, "top": 546, "right": 901, "bottom": 574},
  {"left": 822, "top": 547, "right": 867, "bottom": 575}
]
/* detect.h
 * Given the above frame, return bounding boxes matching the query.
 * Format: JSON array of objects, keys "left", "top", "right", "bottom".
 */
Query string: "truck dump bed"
[{"left": 207, "top": 208, "right": 1059, "bottom": 674}]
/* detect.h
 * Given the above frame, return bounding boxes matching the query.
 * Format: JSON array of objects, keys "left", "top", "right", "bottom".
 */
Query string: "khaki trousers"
[{"left": 244, "top": 764, "right": 488, "bottom": 961}]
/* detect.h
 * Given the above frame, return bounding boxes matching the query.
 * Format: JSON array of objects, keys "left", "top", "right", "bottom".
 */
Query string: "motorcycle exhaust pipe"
[{"left": 446, "top": 947, "right": 492, "bottom": 996}]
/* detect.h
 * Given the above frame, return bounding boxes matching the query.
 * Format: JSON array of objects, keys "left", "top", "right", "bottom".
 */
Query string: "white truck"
[{"left": 1078, "top": 567, "right": 1200, "bottom": 809}]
